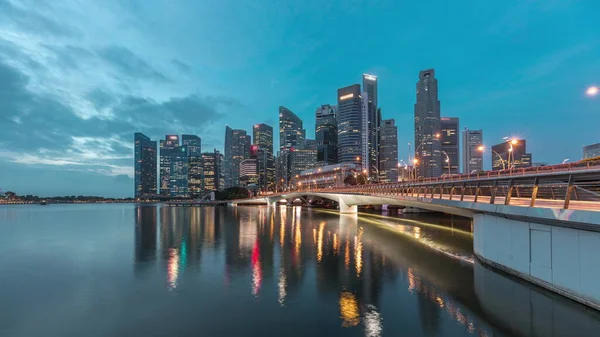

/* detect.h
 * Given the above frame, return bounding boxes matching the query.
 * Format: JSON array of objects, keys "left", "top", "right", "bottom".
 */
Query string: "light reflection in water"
[
  {"left": 278, "top": 267, "right": 287, "bottom": 306},
  {"left": 294, "top": 217, "right": 302, "bottom": 259},
  {"left": 317, "top": 221, "right": 325, "bottom": 262},
  {"left": 344, "top": 237, "right": 350, "bottom": 270},
  {"left": 167, "top": 248, "right": 179, "bottom": 290},
  {"left": 354, "top": 227, "right": 363, "bottom": 276},
  {"left": 413, "top": 226, "right": 421, "bottom": 239},
  {"left": 251, "top": 238, "right": 262, "bottom": 296},
  {"left": 333, "top": 233, "right": 339, "bottom": 255},
  {"left": 339, "top": 291, "right": 360, "bottom": 327},
  {"left": 364, "top": 305, "right": 383, "bottom": 337}
]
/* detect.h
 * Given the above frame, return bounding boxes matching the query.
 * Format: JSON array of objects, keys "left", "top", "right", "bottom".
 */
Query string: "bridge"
[{"left": 231, "top": 162, "right": 600, "bottom": 311}]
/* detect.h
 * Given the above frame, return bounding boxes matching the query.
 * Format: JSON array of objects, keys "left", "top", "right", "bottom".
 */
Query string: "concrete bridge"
[{"left": 231, "top": 166, "right": 600, "bottom": 310}]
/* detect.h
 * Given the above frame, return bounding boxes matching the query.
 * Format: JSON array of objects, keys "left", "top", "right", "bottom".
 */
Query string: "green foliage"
[
  {"left": 343, "top": 175, "right": 357, "bottom": 186},
  {"left": 215, "top": 187, "right": 251, "bottom": 200}
]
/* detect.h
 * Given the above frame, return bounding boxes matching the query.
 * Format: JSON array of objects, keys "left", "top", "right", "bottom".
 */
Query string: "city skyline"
[{"left": 1, "top": 0, "right": 599, "bottom": 197}]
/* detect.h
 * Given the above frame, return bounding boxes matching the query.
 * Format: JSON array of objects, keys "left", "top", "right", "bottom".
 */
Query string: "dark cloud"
[
  {"left": 171, "top": 59, "right": 192, "bottom": 73},
  {"left": 98, "top": 45, "right": 169, "bottom": 82},
  {"left": 114, "top": 174, "right": 132, "bottom": 185},
  {"left": 0, "top": 1, "right": 80, "bottom": 38},
  {"left": 42, "top": 44, "right": 95, "bottom": 71}
]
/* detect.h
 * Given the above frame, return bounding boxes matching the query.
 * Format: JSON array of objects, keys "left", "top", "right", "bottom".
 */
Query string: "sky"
[{"left": 0, "top": 0, "right": 599, "bottom": 197}]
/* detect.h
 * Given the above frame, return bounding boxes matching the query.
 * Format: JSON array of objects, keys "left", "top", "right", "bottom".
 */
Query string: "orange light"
[
  {"left": 339, "top": 93, "right": 354, "bottom": 100},
  {"left": 356, "top": 156, "right": 361, "bottom": 161},
  {"left": 362, "top": 169, "right": 367, "bottom": 173},
  {"left": 586, "top": 86, "right": 599, "bottom": 96},
  {"left": 435, "top": 133, "right": 440, "bottom": 138},
  {"left": 511, "top": 139, "right": 518, "bottom": 145},
  {"left": 477, "top": 145, "right": 484, "bottom": 152},
  {"left": 413, "top": 158, "right": 419, "bottom": 164}
]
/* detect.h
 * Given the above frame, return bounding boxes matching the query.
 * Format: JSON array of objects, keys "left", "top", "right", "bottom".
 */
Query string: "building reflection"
[{"left": 134, "top": 206, "right": 157, "bottom": 276}]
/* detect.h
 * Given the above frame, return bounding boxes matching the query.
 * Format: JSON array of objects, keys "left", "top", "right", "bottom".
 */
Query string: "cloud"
[
  {"left": 98, "top": 45, "right": 169, "bottom": 82},
  {"left": 171, "top": 59, "right": 192, "bottom": 73},
  {"left": 0, "top": 0, "right": 80, "bottom": 38}
]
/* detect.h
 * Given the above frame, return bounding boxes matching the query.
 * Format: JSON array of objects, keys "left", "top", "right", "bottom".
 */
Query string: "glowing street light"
[
  {"left": 479, "top": 146, "right": 505, "bottom": 170},
  {"left": 586, "top": 86, "right": 598, "bottom": 97}
]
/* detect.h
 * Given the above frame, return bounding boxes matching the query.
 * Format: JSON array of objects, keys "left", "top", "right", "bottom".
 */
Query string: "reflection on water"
[{"left": 2, "top": 204, "right": 600, "bottom": 337}]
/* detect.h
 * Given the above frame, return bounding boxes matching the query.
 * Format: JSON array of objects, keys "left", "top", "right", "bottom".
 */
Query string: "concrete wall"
[{"left": 474, "top": 213, "right": 600, "bottom": 310}]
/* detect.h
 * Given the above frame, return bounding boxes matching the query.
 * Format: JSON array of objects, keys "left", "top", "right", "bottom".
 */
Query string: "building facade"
[
  {"left": 440, "top": 117, "right": 459, "bottom": 175},
  {"left": 414, "top": 69, "right": 442, "bottom": 178},
  {"left": 182, "top": 134, "right": 201, "bottom": 156},
  {"left": 362, "top": 74, "right": 379, "bottom": 178},
  {"left": 462, "top": 128, "right": 483, "bottom": 174},
  {"left": 159, "top": 135, "right": 179, "bottom": 195},
  {"left": 224, "top": 126, "right": 234, "bottom": 188},
  {"left": 337, "top": 84, "right": 363, "bottom": 165},
  {"left": 169, "top": 145, "right": 189, "bottom": 197},
  {"left": 253, "top": 123, "right": 274, "bottom": 191},
  {"left": 134, "top": 133, "right": 157, "bottom": 198},
  {"left": 279, "top": 106, "right": 305, "bottom": 151},
  {"left": 202, "top": 149, "right": 223, "bottom": 192},
  {"left": 225, "top": 127, "right": 250, "bottom": 188},
  {"left": 583, "top": 143, "right": 600, "bottom": 159},
  {"left": 379, "top": 119, "right": 398, "bottom": 183},
  {"left": 289, "top": 140, "right": 317, "bottom": 179},
  {"left": 315, "top": 104, "right": 337, "bottom": 166},
  {"left": 188, "top": 155, "right": 204, "bottom": 197},
  {"left": 491, "top": 139, "right": 532, "bottom": 170}
]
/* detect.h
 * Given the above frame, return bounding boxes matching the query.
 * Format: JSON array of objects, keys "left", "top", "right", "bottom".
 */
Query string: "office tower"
[
  {"left": 279, "top": 106, "right": 305, "bottom": 151},
  {"left": 315, "top": 104, "right": 337, "bottom": 166},
  {"left": 414, "top": 69, "right": 442, "bottom": 178},
  {"left": 182, "top": 134, "right": 201, "bottom": 156},
  {"left": 134, "top": 133, "right": 157, "bottom": 198},
  {"left": 491, "top": 139, "right": 532, "bottom": 170},
  {"left": 170, "top": 145, "right": 189, "bottom": 197},
  {"left": 202, "top": 149, "right": 223, "bottom": 191},
  {"left": 240, "top": 145, "right": 259, "bottom": 187},
  {"left": 253, "top": 123, "right": 274, "bottom": 191},
  {"left": 337, "top": 84, "right": 362, "bottom": 165},
  {"left": 379, "top": 119, "right": 398, "bottom": 183},
  {"left": 290, "top": 140, "right": 317, "bottom": 178},
  {"left": 159, "top": 135, "right": 180, "bottom": 194},
  {"left": 462, "top": 128, "right": 483, "bottom": 174},
  {"left": 188, "top": 155, "right": 204, "bottom": 197},
  {"left": 583, "top": 143, "right": 600, "bottom": 159},
  {"left": 225, "top": 127, "right": 250, "bottom": 188},
  {"left": 224, "top": 126, "right": 234, "bottom": 187},
  {"left": 440, "top": 117, "right": 459, "bottom": 175},
  {"left": 362, "top": 74, "right": 378, "bottom": 177}
]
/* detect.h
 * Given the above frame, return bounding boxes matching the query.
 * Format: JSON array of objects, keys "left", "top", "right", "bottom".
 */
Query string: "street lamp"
[
  {"left": 586, "top": 86, "right": 598, "bottom": 97},
  {"left": 479, "top": 146, "right": 505, "bottom": 170},
  {"left": 441, "top": 151, "right": 451, "bottom": 176}
]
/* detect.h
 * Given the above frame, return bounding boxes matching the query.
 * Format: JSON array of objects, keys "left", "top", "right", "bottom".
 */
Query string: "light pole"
[
  {"left": 412, "top": 133, "right": 441, "bottom": 179},
  {"left": 441, "top": 151, "right": 451, "bottom": 176},
  {"left": 479, "top": 146, "right": 505, "bottom": 170},
  {"left": 502, "top": 137, "right": 518, "bottom": 169}
]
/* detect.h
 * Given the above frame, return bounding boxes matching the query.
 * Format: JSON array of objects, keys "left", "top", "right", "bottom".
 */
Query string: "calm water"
[{"left": 1, "top": 204, "right": 600, "bottom": 337}]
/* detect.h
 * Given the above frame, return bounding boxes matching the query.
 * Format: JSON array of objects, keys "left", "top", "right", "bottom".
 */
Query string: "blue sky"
[{"left": 0, "top": 0, "right": 599, "bottom": 197}]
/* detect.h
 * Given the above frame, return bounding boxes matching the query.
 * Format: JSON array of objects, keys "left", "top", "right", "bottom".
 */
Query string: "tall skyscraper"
[
  {"left": 240, "top": 145, "right": 258, "bottom": 188},
  {"left": 462, "top": 128, "right": 483, "bottom": 174},
  {"left": 202, "top": 149, "right": 223, "bottom": 191},
  {"left": 134, "top": 133, "right": 157, "bottom": 198},
  {"left": 224, "top": 127, "right": 250, "bottom": 188},
  {"left": 253, "top": 123, "right": 274, "bottom": 191},
  {"left": 224, "top": 126, "right": 234, "bottom": 187},
  {"left": 414, "top": 69, "right": 442, "bottom": 178},
  {"left": 379, "top": 119, "right": 398, "bottom": 183},
  {"left": 289, "top": 140, "right": 317, "bottom": 178},
  {"left": 315, "top": 104, "right": 337, "bottom": 166},
  {"left": 362, "top": 74, "right": 379, "bottom": 177},
  {"left": 188, "top": 155, "right": 204, "bottom": 197},
  {"left": 337, "top": 84, "right": 362, "bottom": 165},
  {"left": 182, "top": 134, "right": 201, "bottom": 156},
  {"left": 159, "top": 135, "right": 179, "bottom": 194},
  {"left": 279, "top": 106, "right": 305, "bottom": 151},
  {"left": 440, "top": 117, "right": 459, "bottom": 175},
  {"left": 170, "top": 145, "right": 189, "bottom": 197},
  {"left": 583, "top": 143, "right": 600, "bottom": 159},
  {"left": 491, "top": 139, "right": 532, "bottom": 170}
]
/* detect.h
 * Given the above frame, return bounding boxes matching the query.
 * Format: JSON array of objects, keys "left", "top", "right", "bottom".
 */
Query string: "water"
[{"left": 1, "top": 204, "right": 600, "bottom": 337}]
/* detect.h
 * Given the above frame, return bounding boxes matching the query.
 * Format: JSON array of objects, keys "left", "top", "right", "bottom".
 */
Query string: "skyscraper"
[
  {"left": 440, "top": 117, "right": 459, "bottom": 175},
  {"left": 289, "top": 140, "right": 317, "bottom": 178},
  {"left": 315, "top": 104, "right": 337, "bottom": 166},
  {"left": 583, "top": 143, "right": 600, "bottom": 159},
  {"left": 414, "top": 69, "right": 442, "bottom": 178},
  {"left": 462, "top": 128, "right": 483, "bottom": 174},
  {"left": 379, "top": 119, "right": 398, "bottom": 183},
  {"left": 202, "top": 149, "right": 223, "bottom": 191},
  {"left": 224, "top": 126, "right": 234, "bottom": 187},
  {"left": 240, "top": 145, "right": 258, "bottom": 188},
  {"left": 159, "top": 135, "right": 179, "bottom": 194},
  {"left": 253, "top": 123, "right": 274, "bottom": 191},
  {"left": 224, "top": 127, "right": 250, "bottom": 188},
  {"left": 134, "top": 133, "right": 157, "bottom": 198},
  {"left": 182, "top": 134, "right": 201, "bottom": 156},
  {"left": 188, "top": 155, "right": 204, "bottom": 197},
  {"left": 491, "top": 139, "right": 532, "bottom": 170},
  {"left": 170, "top": 145, "right": 189, "bottom": 197},
  {"left": 279, "top": 106, "right": 305, "bottom": 151},
  {"left": 337, "top": 84, "right": 362, "bottom": 165},
  {"left": 362, "top": 74, "right": 379, "bottom": 177}
]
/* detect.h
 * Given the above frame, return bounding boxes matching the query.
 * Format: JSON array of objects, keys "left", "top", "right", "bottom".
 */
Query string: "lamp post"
[
  {"left": 478, "top": 146, "right": 505, "bottom": 170},
  {"left": 441, "top": 151, "right": 451, "bottom": 176},
  {"left": 412, "top": 133, "right": 441, "bottom": 179}
]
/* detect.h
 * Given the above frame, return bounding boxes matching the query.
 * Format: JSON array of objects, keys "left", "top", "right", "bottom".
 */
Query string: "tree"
[
  {"left": 357, "top": 175, "right": 367, "bottom": 185},
  {"left": 344, "top": 175, "right": 357, "bottom": 186},
  {"left": 4, "top": 191, "right": 16, "bottom": 199}
]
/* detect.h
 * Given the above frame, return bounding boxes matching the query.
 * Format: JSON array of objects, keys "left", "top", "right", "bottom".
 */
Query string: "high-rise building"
[
  {"left": 337, "top": 84, "right": 362, "bottom": 165},
  {"left": 279, "top": 106, "right": 305, "bottom": 151},
  {"left": 159, "top": 135, "right": 179, "bottom": 194},
  {"left": 414, "top": 69, "right": 442, "bottom": 178},
  {"left": 583, "top": 143, "right": 600, "bottom": 159},
  {"left": 440, "top": 117, "right": 459, "bottom": 175},
  {"left": 170, "top": 145, "right": 189, "bottom": 197},
  {"left": 253, "top": 123, "right": 274, "bottom": 191},
  {"left": 134, "top": 133, "right": 157, "bottom": 198},
  {"left": 290, "top": 140, "right": 317, "bottom": 178},
  {"left": 491, "top": 139, "right": 532, "bottom": 170},
  {"left": 182, "top": 134, "right": 201, "bottom": 156},
  {"left": 225, "top": 127, "right": 250, "bottom": 188},
  {"left": 362, "top": 74, "right": 379, "bottom": 177},
  {"left": 315, "top": 104, "right": 337, "bottom": 166},
  {"left": 379, "top": 119, "right": 398, "bottom": 183},
  {"left": 188, "top": 155, "right": 204, "bottom": 197},
  {"left": 202, "top": 149, "right": 223, "bottom": 191},
  {"left": 240, "top": 145, "right": 258, "bottom": 188},
  {"left": 462, "top": 128, "right": 483, "bottom": 174}
]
